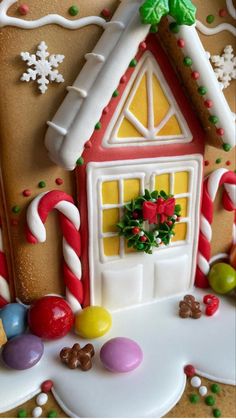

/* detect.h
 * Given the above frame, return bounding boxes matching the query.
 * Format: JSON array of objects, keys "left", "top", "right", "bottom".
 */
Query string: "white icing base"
[{"left": 0, "top": 289, "right": 235, "bottom": 417}]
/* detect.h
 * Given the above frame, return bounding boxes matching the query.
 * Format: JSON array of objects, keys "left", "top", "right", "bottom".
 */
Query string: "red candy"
[
  {"left": 184, "top": 364, "right": 196, "bottom": 377},
  {"left": 41, "top": 380, "right": 54, "bottom": 393},
  {"left": 191, "top": 71, "right": 200, "bottom": 80},
  {"left": 101, "top": 8, "right": 111, "bottom": 18},
  {"left": 203, "top": 294, "right": 220, "bottom": 316},
  {"left": 55, "top": 178, "right": 63, "bottom": 186},
  {"left": 18, "top": 4, "right": 29, "bottom": 15},
  {"left": 22, "top": 189, "right": 32, "bottom": 197},
  {"left": 177, "top": 39, "right": 185, "bottom": 48},
  {"left": 28, "top": 296, "right": 74, "bottom": 340}
]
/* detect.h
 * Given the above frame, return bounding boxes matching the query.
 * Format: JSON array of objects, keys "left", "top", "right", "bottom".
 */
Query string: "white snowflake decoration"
[
  {"left": 20, "top": 41, "right": 65, "bottom": 94},
  {"left": 210, "top": 45, "right": 236, "bottom": 89}
]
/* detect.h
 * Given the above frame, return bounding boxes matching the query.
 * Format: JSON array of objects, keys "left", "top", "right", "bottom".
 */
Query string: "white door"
[{"left": 87, "top": 155, "right": 202, "bottom": 310}]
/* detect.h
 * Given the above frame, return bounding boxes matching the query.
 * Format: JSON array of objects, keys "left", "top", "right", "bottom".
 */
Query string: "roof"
[{"left": 45, "top": 0, "right": 236, "bottom": 171}]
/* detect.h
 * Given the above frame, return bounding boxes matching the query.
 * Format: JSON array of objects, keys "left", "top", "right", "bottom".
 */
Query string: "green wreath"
[{"left": 117, "top": 189, "right": 181, "bottom": 254}]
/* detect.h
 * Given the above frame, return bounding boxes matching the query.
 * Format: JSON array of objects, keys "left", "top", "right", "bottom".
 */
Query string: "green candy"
[
  {"left": 205, "top": 395, "right": 215, "bottom": 406},
  {"left": 76, "top": 157, "right": 84, "bottom": 166},
  {"left": 18, "top": 410, "right": 27, "bottom": 418},
  {"left": 213, "top": 408, "right": 221, "bottom": 418},
  {"left": 189, "top": 394, "right": 199, "bottom": 404},
  {"left": 68, "top": 5, "right": 79, "bottom": 16},
  {"left": 169, "top": 0, "right": 196, "bottom": 25},
  {"left": 208, "top": 263, "right": 236, "bottom": 294},
  {"left": 139, "top": 0, "right": 169, "bottom": 25},
  {"left": 48, "top": 411, "right": 58, "bottom": 418},
  {"left": 211, "top": 383, "right": 220, "bottom": 394}
]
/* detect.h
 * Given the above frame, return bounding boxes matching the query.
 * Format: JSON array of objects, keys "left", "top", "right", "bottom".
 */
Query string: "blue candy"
[{"left": 0, "top": 303, "right": 28, "bottom": 338}]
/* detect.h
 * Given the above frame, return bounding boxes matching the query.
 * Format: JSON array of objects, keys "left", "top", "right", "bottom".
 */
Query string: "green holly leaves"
[
  {"left": 169, "top": 0, "right": 196, "bottom": 25},
  {"left": 139, "top": 0, "right": 196, "bottom": 26},
  {"left": 140, "top": 0, "right": 169, "bottom": 25}
]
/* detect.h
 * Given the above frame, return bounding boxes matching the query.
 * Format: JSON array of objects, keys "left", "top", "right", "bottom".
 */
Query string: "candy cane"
[
  {"left": 26, "top": 190, "right": 83, "bottom": 312},
  {"left": 196, "top": 168, "right": 236, "bottom": 288},
  {"left": 0, "top": 216, "right": 11, "bottom": 308}
]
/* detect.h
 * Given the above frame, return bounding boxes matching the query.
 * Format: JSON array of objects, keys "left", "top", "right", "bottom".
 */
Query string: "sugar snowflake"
[
  {"left": 20, "top": 41, "right": 65, "bottom": 94},
  {"left": 210, "top": 45, "right": 236, "bottom": 89}
]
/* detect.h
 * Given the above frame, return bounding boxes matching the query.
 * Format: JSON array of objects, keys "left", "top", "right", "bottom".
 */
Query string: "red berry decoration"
[
  {"left": 132, "top": 211, "right": 139, "bottom": 219},
  {"left": 132, "top": 227, "right": 140, "bottom": 235},
  {"left": 28, "top": 296, "right": 74, "bottom": 340},
  {"left": 184, "top": 364, "right": 196, "bottom": 377},
  {"left": 41, "top": 380, "right": 54, "bottom": 393},
  {"left": 140, "top": 236, "right": 147, "bottom": 242}
]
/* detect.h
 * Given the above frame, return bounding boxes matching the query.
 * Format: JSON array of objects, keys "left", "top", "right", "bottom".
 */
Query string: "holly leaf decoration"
[
  {"left": 139, "top": 0, "right": 169, "bottom": 25},
  {"left": 169, "top": 0, "right": 196, "bottom": 25}
]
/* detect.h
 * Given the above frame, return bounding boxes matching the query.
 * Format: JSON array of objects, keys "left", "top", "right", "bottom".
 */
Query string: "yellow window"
[
  {"left": 174, "top": 172, "right": 189, "bottom": 195},
  {"left": 129, "top": 74, "right": 148, "bottom": 128},
  {"left": 123, "top": 179, "right": 140, "bottom": 202},
  {"left": 117, "top": 117, "right": 142, "bottom": 138},
  {"left": 175, "top": 198, "right": 188, "bottom": 218},
  {"left": 157, "top": 115, "right": 182, "bottom": 136},
  {"left": 103, "top": 236, "right": 120, "bottom": 256},
  {"left": 102, "top": 181, "right": 119, "bottom": 204},
  {"left": 155, "top": 174, "right": 170, "bottom": 194},
  {"left": 102, "top": 209, "right": 119, "bottom": 233},
  {"left": 153, "top": 74, "right": 170, "bottom": 126},
  {"left": 172, "top": 223, "right": 187, "bottom": 242}
]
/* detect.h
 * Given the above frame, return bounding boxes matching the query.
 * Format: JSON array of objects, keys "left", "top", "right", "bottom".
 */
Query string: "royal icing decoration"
[
  {"left": 226, "top": 0, "right": 236, "bottom": 19},
  {"left": 139, "top": 0, "right": 196, "bottom": 26},
  {"left": 0, "top": 217, "right": 10, "bottom": 308},
  {"left": 26, "top": 191, "right": 83, "bottom": 312},
  {"left": 196, "top": 20, "right": 236, "bottom": 36},
  {"left": 20, "top": 42, "right": 65, "bottom": 94},
  {"left": 210, "top": 45, "right": 236, "bottom": 89},
  {"left": 196, "top": 169, "right": 236, "bottom": 288}
]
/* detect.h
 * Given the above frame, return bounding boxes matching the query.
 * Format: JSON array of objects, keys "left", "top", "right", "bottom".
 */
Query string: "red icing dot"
[
  {"left": 204, "top": 99, "right": 213, "bottom": 109},
  {"left": 41, "top": 380, "right": 54, "bottom": 393},
  {"left": 103, "top": 106, "right": 109, "bottom": 115},
  {"left": 226, "top": 160, "right": 231, "bottom": 166},
  {"left": 177, "top": 39, "right": 185, "bottom": 48},
  {"left": 120, "top": 75, "right": 127, "bottom": 84},
  {"left": 101, "top": 8, "right": 111, "bottom": 18},
  {"left": 184, "top": 364, "right": 196, "bottom": 377},
  {"left": 84, "top": 140, "right": 92, "bottom": 148},
  {"left": 219, "top": 8, "right": 227, "bottom": 17},
  {"left": 191, "top": 71, "right": 200, "bottom": 80},
  {"left": 55, "top": 178, "right": 63, "bottom": 186},
  {"left": 22, "top": 189, "right": 31, "bottom": 197},
  {"left": 18, "top": 4, "right": 29, "bottom": 15},
  {"left": 204, "top": 160, "right": 210, "bottom": 166},
  {"left": 216, "top": 127, "right": 224, "bottom": 136},
  {"left": 139, "top": 42, "right": 147, "bottom": 51}
]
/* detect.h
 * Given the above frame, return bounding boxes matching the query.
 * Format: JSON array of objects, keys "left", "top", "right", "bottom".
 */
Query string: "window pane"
[
  {"left": 117, "top": 117, "right": 143, "bottom": 138},
  {"left": 102, "top": 209, "right": 119, "bottom": 233},
  {"left": 175, "top": 198, "right": 188, "bottom": 218},
  {"left": 103, "top": 236, "right": 120, "bottom": 256},
  {"left": 102, "top": 181, "right": 119, "bottom": 204},
  {"left": 174, "top": 172, "right": 189, "bottom": 194},
  {"left": 172, "top": 223, "right": 187, "bottom": 242},
  {"left": 155, "top": 174, "right": 169, "bottom": 194},
  {"left": 153, "top": 74, "right": 170, "bottom": 126},
  {"left": 157, "top": 115, "right": 182, "bottom": 136},
  {"left": 129, "top": 73, "right": 148, "bottom": 128},
  {"left": 123, "top": 179, "right": 140, "bottom": 202}
]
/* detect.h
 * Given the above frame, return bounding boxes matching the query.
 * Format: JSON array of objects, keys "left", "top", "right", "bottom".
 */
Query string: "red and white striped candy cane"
[
  {"left": 26, "top": 190, "right": 83, "bottom": 312},
  {"left": 0, "top": 216, "right": 11, "bottom": 308},
  {"left": 196, "top": 168, "right": 236, "bottom": 288}
]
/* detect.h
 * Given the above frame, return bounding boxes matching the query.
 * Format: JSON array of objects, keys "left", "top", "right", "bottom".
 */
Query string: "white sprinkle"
[
  {"left": 199, "top": 385, "right": 208, "bottom": 396},
  {"left": 32, "top": 406, "right": 43, "bottom": 418},
  {"left": 36, "top": 392, "right": 48, "bottom": 406},
  {"left": 190, "top": 376, "right": 202, "bottom": 388},
  {"left": 139, "top": 231, "right": 144, "bottom": 237},
  {"left": 156, "top": 238, "right": 162, "bottom": 244}
]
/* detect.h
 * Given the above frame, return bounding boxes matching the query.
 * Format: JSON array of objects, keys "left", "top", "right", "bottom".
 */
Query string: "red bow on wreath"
[{"left": 142, "top": 197, "right": 176, "bottom": 224}]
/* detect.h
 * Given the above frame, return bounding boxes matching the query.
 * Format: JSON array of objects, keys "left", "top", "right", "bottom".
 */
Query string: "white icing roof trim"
[{"left": 45, "top": 0, "right": 235, "bottom": 171}]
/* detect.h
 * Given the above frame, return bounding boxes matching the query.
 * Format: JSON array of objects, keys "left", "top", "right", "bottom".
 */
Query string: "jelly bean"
[{"left": 75, "top": 306, "right": 112, "bottom": 339}]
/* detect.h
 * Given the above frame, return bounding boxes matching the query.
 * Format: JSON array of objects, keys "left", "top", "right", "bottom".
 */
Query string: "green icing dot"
[
  {"left": 48, "top": 411, "right": 58, "bottom": 418},
  {"left": 95, "top": 122, "right": 101, "bottom": 130},
  {"left": 12, "top": 205, "right": 20, "bottom": 214},
  {"left": 68, "top": 5, "right": 79, "bottom": 16},
  {"left": 205, "top": 395, "right": 215, "bottom": 406},
  {"left": 183, "top": 56, "right": 192, "bottom": 67},
  {"left": 18, "top": 410, "right": 27, "bottom": 418},
  {"left": 213, "top": 408, "right": 221, "bottom": 418},
  {"left": 215, "top": 158, "right": 222, "bottom": 164},
  {"left": 169, "top": 22, "right": 180, "bottom": 33},
  {"left": 150, "top": 24, "right": 158, "bottom": 33},
  {"left": 129, "top": 59, "right": 137, "bottom": 67},
  {"left": 211, "top": 384, "right": 220, "bottom": 393},
  {"left": 38, "top": 181, "right": 46, "bottom": 188},
  {"left": 76, "top": 157, "right": 84, "bottom": 166},
  {"left": 198, "top": 86, "right": 207, "bottom": 95},
  {"left": 206, "top": 14, "right": 215, "bottom": 23},
  {"left": 112, "top": 89, "right": 119, "bottom": 98},
  {"left": 209, "top": 115, "right": 219, "bottom": 124},
  {"left": 222, "top": 143, "right": 231, "bottom": 152},
  {"left": 189, "top": 394, "right": 199, "bottom": 404}
]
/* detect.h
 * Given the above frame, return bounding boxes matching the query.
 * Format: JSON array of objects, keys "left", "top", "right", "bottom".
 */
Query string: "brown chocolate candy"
[
  {"left": 60, "top": 343, "right": 95, "bottom": 371},
  {"left": 179, "top": 294, "right": 202, "bottom": 319}
]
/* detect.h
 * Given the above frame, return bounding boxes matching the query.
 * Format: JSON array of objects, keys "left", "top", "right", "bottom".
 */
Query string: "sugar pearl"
[
  {"left": 36, "top": 392, "right": 48, "bottom": 406},
  {"left": 199, "top": 385, "right": 208, "bottom": 396},
  {"left": 32, "top": 407, "right": 43, "bottom": 418},
  {"left": 190, "top": 376, "right": 201, "bottom": 388}
]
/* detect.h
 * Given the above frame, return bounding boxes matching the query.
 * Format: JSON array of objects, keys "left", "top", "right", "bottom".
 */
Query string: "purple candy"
[
  {"left": 2, "top": 334, "right": 44, "bottom": 370},
  {"left": 100, "top": 337, "right": 143, "bottom": 373}
]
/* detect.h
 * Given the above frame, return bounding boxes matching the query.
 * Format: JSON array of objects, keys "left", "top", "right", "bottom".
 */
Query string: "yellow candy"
[
  {"left": 75, "top": 306, "right": 112, "bottom": 339},
  {"left": 0, "top": 319, "right": 7, "bottom": 348}
]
